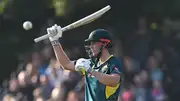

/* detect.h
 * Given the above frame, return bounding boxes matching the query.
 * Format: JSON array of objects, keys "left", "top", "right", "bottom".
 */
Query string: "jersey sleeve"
[
  {"left": 110, "top": 65, "right": 122, "bottom": 75},
  {"left": 108, "top": 58, "right": 124, "bottom": 88},
  {"left": 111, "top": 66, "right": 121, "bottom": 74},
  {"left": 109, "top": 58, "right": 123, "bottom": 75}
]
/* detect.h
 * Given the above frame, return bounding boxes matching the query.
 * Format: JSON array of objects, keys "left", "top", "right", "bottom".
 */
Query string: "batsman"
[{"left": 47, "top": 24, "right": 123, "bottom": 101}]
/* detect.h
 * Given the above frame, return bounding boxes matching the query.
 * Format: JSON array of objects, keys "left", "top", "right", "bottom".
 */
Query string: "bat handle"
[
  {"left": 34, "top": 27, "right": 67, "bottom": 43},
  {"left": 34, "top": 34, "right": 50, "bottom": 43}
]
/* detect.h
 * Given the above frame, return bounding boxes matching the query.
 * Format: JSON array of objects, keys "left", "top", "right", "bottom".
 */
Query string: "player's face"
[{"left": 89, "top": 42, "right": 102, "bottom": 56}]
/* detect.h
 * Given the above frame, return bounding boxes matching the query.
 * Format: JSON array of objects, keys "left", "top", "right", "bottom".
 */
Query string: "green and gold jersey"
[{"left": 81, "top": 55, "right": 123, "bottom": 101}]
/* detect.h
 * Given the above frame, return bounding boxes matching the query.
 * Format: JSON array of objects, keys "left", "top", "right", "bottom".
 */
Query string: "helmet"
[
  {"left": 84, "top": 29, "right": 113, "bottom": 48},
  {"left": 84, "top": 29, "right": 113, "bottom": 64}
]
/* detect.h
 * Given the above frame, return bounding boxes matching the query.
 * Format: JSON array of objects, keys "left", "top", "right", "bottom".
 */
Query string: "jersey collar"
[{"left": 99, "top": 55, "right": 114, "bottom": 65}]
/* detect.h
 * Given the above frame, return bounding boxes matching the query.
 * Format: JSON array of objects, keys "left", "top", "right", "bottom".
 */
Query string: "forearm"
[
  {"left": 51, "top": 40, "right": 75, "bottom": 71},
  {"left": 92, "top": 71, "right": 120, "bottom": 87}
]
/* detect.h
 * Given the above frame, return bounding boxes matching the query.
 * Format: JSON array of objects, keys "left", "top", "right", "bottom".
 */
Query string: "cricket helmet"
[{"left": 84, "top": 29, "right": 113, "bottom": 48}]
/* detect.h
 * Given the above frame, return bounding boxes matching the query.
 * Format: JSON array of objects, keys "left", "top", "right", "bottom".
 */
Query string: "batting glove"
[
  {"left": 47, "top": 24, "right": 62, "bottom": 42},
  {"left": 75, "top": 58, "right": 93, "bottom": 74}
]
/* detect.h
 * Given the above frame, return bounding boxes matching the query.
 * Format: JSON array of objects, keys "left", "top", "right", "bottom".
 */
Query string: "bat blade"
[
  {"left": 34, "top": 5, "right": 111, "bottom": 43},
  {"left": 61, "top": 5, "right": 111, "bottom": 31}
]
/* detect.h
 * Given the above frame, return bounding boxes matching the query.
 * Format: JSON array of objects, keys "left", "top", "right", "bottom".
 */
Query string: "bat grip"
[
  {"left": 34, "top": 27, "right": 67, "bottom": 43},
  {"left": 34, "top": 34, "right": 50, "bottom": 43}
]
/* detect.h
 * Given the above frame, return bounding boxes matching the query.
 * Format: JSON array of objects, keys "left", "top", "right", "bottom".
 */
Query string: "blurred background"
[{"left": 0, "top": 0, "right": 180, "bottom": 101}]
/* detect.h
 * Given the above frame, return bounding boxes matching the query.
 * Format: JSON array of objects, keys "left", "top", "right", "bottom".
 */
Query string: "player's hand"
[
  {"left": 47, "top": 24, "right": 62, "bottom": 42},
  {"left": 75, "top": 58, "right": 93, "bottom": 73}
]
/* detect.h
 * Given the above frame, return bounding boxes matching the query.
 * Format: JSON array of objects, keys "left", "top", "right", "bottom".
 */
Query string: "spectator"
[
  {"left": 2, "top": 94, "right": 17, "bottom": 101},
  {"left": 152, "top": 80, "right": 166, "bottom": 101},
  {"left": 8, "top": 79, "right": 19, "bottom": 94},
  {"left": 33, "top": 87, "right": 44, "bottom": 100},
  {"left": 122, "top": 89, "right": 134, "bottom": 101},
  {"left": 51, "top": 85, "right": 65, "bottom": 101},
  {"left": 17, "top": 71, "right": 35, "bottom": 101},
  {"left": 39, "top": 74, "right": 53, "bottom": 100},
  {"left": 45, "top": 58, "right": 69, "bottom": 87},
  {"left": 35, "top": 96, "right": 46, "bottom": 101},
  {"left": 66, "top": 90, "right": 80, "bottom": 101},
  {"left": 147, "top": 56, "right": 164, "bottom": 82},
  {"left": 25, "top": 63, "right": 39, "bottom": 86},
  {"left": 31, "top": 52, "right": 48, "bottom": 75},
  {"left": 123, "top": 56, "right": 140, "bottom": 84},
  {"left": 133, "top": 73, "right": 148, "bottom": 101},
  {"left": 41, "top": 45, "right": 54, "bottom": 63}
]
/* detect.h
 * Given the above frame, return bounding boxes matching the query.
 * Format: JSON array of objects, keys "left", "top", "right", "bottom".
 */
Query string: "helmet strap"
[{"left": 93, "top": 42, "right": 109, "bottom": 68}]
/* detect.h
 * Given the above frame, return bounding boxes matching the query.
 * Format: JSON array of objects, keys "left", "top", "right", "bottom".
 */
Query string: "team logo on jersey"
[{"left": 101, "top": 65, "right": 108, "bottom": 73}]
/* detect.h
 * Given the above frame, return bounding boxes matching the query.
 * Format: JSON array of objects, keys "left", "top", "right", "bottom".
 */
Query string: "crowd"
[{"left": 0, "top": 16, "right": 180, "bottom": 101}]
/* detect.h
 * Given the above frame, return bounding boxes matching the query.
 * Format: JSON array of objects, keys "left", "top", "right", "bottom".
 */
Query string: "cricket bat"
[{"left": 34, "top": 5, "right": 111, "bottom": 43}]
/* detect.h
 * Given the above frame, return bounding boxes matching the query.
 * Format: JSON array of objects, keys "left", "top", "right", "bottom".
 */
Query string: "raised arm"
[
  {"left": 47, "top": 25, "right": 75, "bottom": 71},
  {"left": 52, "top": 42, "right": 75, "bottom": 71}
]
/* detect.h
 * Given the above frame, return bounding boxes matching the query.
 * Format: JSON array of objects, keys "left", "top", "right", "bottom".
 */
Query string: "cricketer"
[{"left": 46, "top": 24, "right": 124, "bottom": 101}]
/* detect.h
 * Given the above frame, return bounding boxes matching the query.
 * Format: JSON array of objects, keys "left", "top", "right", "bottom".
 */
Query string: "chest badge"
[{"left": 101, "top": 65, "right": 108, "bottom": 73}]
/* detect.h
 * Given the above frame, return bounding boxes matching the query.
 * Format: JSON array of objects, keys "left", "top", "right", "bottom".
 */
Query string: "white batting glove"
[
  {"left": 47, "top": 24, "right": 63, "bottom": 42},
  {"left": 75, "top": 58, "right": 93, "bottom": 73}
]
